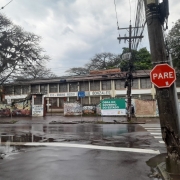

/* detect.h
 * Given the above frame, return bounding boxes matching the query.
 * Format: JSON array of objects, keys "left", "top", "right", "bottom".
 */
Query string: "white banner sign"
[
  {"left": 32, "top": 105, "right": 43, "bottom": 117},
  {"left": 45, "top": 91, "right": 111, "bottom": 97},
  {"left": 46, "top": 92, "right": 77, "bottom": 97},
  {"left": 7, "top": 98, "right": 11, "bottom": 105},
  {"left": 90, "top": 91, "right": 111, "bottom": 96}
]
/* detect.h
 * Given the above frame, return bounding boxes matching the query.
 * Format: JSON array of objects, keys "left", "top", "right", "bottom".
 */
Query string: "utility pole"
[
  {"left": 117, "top": 24, "right": 143, "bottom": 121},
  {"left": 144, "top": 0, "right": 180, "bottom": 174}
]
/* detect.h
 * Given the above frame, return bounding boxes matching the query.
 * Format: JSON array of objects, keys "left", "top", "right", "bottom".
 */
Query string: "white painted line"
[
  {"left": 159, "top": 141, "right": 165, "bottom": 144},
  {"left": 24, "top": 142, "right": 160, "bottom": 155},
  {"left": 147, "top": 130, "right": 161, "bottom": 132},
  {"left": 154, "top": 136, "right": 162, "bottom": 139},
  {"left": 150, "top": 133, "right": 161, "bottom": 135},
  {"left": 145, "top": 128, "right": 161, "bottom": 130}
]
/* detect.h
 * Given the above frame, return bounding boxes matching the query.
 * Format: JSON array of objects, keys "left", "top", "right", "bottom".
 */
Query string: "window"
[
  {"left": 141, "top": 94, "right": 153, "bottom": 100},
  {"left": 49, "top": 98, "right": 57, "bottom": 107},
  {"left": 69, "top": 82, "right": 78, "bottom": 92},
  {"left": 59, "top": 84, "right": 67, "bottom": 92},
  {"left": 59, "top": 98, "right": 64, "bottom": 108},
  {"left": 90, "top": 81, "right": 100, "bottom": 91},
  {"left": 14, "top": 86, "right": 21, "bottom": 95},
  {"left": 82, "top": 97, "right": 89, "bottom": 105},
  {"left": 69, "top": 97, "right": 77, "bottom": 103},
  {"left": 31, "top": 85, "right": 39, "bottom": 93},
  {"left": 140, "top": 78, "right": 152, "bottom": 89},
  {"left": 49, "top": 84, "right": 58, "bottom": 93},
  {"left": 91, "top": 97, "right": 100, "bottom": 104},
  {"left": 22, "top": 86, "right": 29, "bottom": 94},
  {"left": 80, "top": 82, "right": 89, "bottom": 91},
  {"left": 34, "top": 95, "right": 42, "bottom": 105},
  {"left": 115, "top": 80, "right": 125, "bottom": 89},
  {"left": 132, "top": 94, "right": 139, "bottom": 99},
  {"left": 132, "top": 79, "right": 138, "bottom": 89},
  {"left": 102, "top": 96, "right": 111, "bottom": 100},
  {"left": 4, "top": 86, "right": 13, "bottom": 95},
  {"left": 176, "top": 76, "right": 180, "bottom": 87},
  {"left": 102, "top": 80, "right": 111, "bottom": 90},
  {"left": 177, "top": 93, "right": 180, "bottom": 99},
  {"left": 40, "top": 84, "right": 47, "bottom": 94}
]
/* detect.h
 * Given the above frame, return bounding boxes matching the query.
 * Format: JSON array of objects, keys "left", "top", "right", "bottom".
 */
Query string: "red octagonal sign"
[{"left": 150, "top": 64, "right": 176, "bottom": 88}]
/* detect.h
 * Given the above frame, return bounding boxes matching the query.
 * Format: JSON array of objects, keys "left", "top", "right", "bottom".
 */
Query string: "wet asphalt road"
[
  {"left": 0, "top": 121, "right": 166, "bottom": 180},
  {"left": 1, "top": 146, "right": 157, "bottom": 180}
]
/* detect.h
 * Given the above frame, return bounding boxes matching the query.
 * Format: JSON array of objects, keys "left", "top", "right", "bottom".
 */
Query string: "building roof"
[{"left": 4, "top": 70, "right": 151, "bottom": 86}]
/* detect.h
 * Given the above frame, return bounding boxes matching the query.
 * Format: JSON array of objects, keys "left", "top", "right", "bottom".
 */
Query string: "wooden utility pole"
[
  {"left": 144, "top": 0, "right": 180, "bottom": 174},
  {"left": 117, "top": 24, "right": 143, "bottom": 121}
]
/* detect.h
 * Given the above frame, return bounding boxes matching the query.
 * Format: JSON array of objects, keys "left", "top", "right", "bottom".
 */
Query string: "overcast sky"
[{"left": 1, "top": 0, "right": 180, "bottom": 76}]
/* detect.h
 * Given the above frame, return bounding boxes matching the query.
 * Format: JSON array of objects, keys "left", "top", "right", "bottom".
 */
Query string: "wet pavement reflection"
[
  {"left": 0, "top": 124, "right": 156, "bottom": 156},
  {"left": 0, "top": 123, "right": 167, "bottom": 180}
]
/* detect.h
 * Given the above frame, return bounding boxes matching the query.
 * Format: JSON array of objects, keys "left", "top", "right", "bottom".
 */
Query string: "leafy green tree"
[
  {"left": 134, "top": 48, "right": 152, "bottom": 70},
  {"left": 119, "top": 47, "right": 152, "bottom": 71},
  {"left": 167, "top": 19, "right": 180, "bottom": 70},
  {"left": 65, "top": 48, "right": 151, "bottom": 75}
]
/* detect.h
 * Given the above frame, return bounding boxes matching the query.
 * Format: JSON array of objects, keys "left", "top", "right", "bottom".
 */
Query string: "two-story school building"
[{"left": 1, "top": 69, "right": 180, "bottom": 116}]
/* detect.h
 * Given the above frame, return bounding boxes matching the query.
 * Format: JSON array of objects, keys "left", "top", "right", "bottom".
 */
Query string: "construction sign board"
[{"left": 101, "top": 99, "right": 126, "bottom": 116}]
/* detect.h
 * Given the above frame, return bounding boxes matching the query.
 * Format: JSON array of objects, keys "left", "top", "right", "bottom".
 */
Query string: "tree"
[
  {"left": 167, "top": 19, "right": 180, "bottom": 70},
  {"left": 19, "top": 65, "right": 56, "bottom": 79},
  {"left": 65, "top": 49, "right": 151, "bottom": 76},
  {"left": 0, "top": 14, "right": 50, "bottom": 85},
  {"left": 65, "top": 67, "right": 89, "bottom": 76},
  {"left": 119, "top": 47, "right": 152, "bottom": 71},
  {"left": 134, "top": 48, "right": 152, "bottom": 70},
  {"left": 65, "top": 52, "right": 120, "bottom": 75},
  {"left": 86, "top": 52, "right": 120, "bottom": 70}
]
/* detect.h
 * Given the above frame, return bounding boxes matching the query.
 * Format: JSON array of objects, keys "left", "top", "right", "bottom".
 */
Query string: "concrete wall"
[{"left": 134, "top": 99, "right": 157, "bottom": 117}]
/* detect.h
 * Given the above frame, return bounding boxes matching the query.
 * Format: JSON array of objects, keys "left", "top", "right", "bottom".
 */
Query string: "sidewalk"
[{"left": 0, "top": 115, "right": 160, "bottom": 124}]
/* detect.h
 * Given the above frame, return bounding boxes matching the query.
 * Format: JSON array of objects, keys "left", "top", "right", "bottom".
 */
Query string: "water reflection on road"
[
  {"left": 0, "top": 123, "right": 151, "bottom": 156},
  {"left": 0, "top": 124, "right": 143, "bottom": 142}
]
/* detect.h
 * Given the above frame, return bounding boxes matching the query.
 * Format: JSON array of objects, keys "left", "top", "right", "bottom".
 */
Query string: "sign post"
[
  {"left": 78, "top": 91, "right": 85, "bottom": 122},
  {"left": 150, "top": 63, "right": 176, "bottom": 88}
]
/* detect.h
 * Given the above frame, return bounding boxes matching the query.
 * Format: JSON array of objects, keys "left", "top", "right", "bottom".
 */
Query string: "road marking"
[
  {"left": 147, "top": 130, "right": 161, "bottom": 132},
  {"left": 141, "top": 124, "right": 160, "bottom": 128},
  {"left": 159, "top": 141, "right": 165, "bottom": 144},
  {"left": 150, "top": 133, "right": 161, "bottom": 135},
  {"left": 145, "top": 128, "right": 161, "bottom": 130},
  {"left": 24, "top": 142, "right": 160, "bottom": 155},
  {"left": 154, "top": 136, "right": 162, "bottom": 139}
]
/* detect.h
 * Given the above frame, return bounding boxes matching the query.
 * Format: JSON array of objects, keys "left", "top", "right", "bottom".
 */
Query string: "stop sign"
[{"left": 150, "top": 63, "right": 176, "bottom": 88}]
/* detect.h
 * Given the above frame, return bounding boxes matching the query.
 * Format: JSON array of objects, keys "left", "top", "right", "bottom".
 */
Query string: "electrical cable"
[
  {"left": 0, "top": 0, "right": 13, "bottom": 10},
  {"left": 129, "top": 0, "right": 132, "bottom": 24},
  {"left": 113, "top": 0, "right": 120, "bottom": 29}
]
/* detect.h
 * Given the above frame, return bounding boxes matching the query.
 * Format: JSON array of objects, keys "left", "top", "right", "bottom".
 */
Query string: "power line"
[
  {"left": 113, "top": 0, "right": 120, "bottom": 29},
  {"left": 1, "top": 0, "right": 13, "bottom": 10},
  {"left": 129, "top": 0, "right": 132, "bottom": 24},
  {"left": 132, "top": 0, "right": 146, "bottom": 50}
]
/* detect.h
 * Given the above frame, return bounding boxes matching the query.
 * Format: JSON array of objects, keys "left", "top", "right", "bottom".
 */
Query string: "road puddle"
[{"left": 0, "top": 124, "right": 153, "bottom": 159}]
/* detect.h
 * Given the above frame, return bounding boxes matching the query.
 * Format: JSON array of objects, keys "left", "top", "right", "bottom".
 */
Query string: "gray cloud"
[{"left": 1, "top": 0, "right": 180, "bottom": 75}]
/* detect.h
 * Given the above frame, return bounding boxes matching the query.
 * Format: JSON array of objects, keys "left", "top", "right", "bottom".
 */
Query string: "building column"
[
  {"left": 67, "top": 83, "right": 69, "bottom": 101},
  {"left": 111, "top": 80, "right": 115, "bottom": 98},
  {"left": 100, "top": 81, "right": 102, "bottom": 100},
  {"left": 88, "top": 81, "right": 90, "bottom": 104},
  {"left": 138, "top": 78, "right": 141, "bottom": 98}
]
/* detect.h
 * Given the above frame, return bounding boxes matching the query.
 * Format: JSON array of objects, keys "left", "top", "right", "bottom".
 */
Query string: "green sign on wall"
[{"left": 101, "top": 99, "right": 126, "bottom": 116}]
